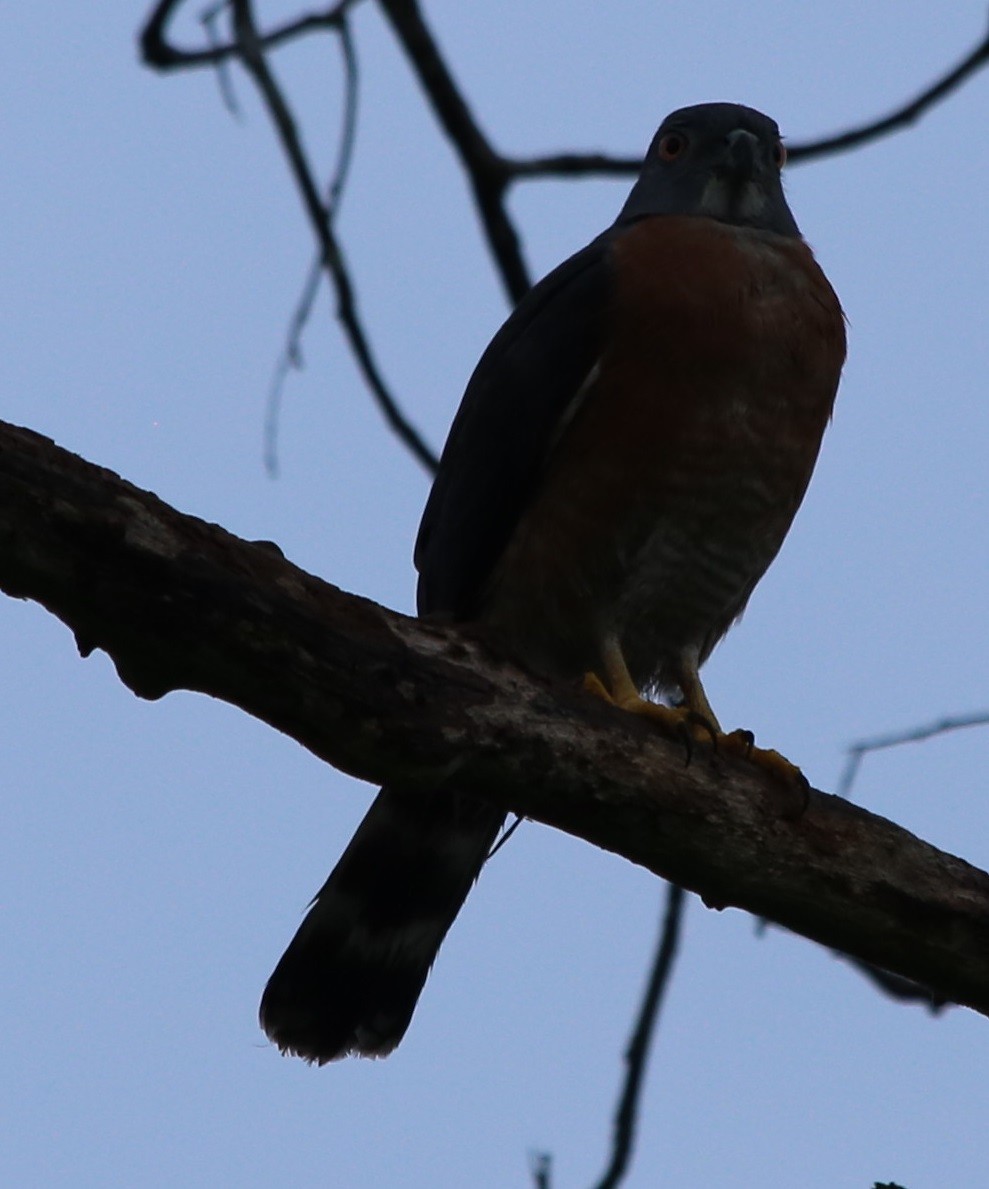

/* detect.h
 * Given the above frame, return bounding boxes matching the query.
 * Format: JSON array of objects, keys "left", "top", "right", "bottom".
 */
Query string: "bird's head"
[{"left": 617, "top": 103, "right": 800, "bottom": 237}]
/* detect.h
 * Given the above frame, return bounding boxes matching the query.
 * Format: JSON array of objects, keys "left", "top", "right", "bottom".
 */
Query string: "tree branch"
[
  {"left": 140, "top": 0, "right": 365, "bottom": 69},
  {"left": 3, "top": 417, "right": 989, "bottom": 1019},
  {"left": 141, "top": 0, "right": 438, "bottom": 475},
  {"left": 230, "top": 0, "right": 438, "bottom": 474},
  {"left": 375, "top": 0, "right": 531, "bottom": 302},
  {"left": 594, "top": 883, "right": 686, "bottom": 1189}
]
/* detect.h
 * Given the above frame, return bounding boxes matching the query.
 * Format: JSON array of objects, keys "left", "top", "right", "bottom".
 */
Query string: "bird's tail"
[{"left": 259, "top": 786, "right": 505, "bottom": 1063}]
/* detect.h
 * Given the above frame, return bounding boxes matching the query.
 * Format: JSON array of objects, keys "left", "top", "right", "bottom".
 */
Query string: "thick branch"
[{"left": 2, "top": 418, "right": 989, "bottom": 1019}]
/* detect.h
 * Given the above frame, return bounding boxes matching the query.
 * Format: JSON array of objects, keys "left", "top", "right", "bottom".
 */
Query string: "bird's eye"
[
  {"left": 657, "top": 132, "right": 687, "bottom": 162},
  {"left": 772, "top": 138, "right": 787, "bottom": 169}
]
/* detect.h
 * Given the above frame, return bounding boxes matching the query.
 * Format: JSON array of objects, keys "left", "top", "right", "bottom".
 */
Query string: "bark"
[{"left": 2, "top": 418, "right": 988, "bottom": 1017}]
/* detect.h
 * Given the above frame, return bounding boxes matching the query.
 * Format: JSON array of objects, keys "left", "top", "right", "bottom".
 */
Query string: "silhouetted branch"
[
  {"left": 138, "top": 0, "right": 989, "bottom": 480},
  {"left": 593, "top": 884, "right": 686, "bottom": 1189},
  {"left": 786, "top": 17, "right": 989, "bottom": 163},
  {"left": 3, "top": 420, "right": 989, "bottom": 1019},
  {"left": 141, "top": 0, "right": 437, "bottom": 474},
  {"left": 141, "top": 0, "right": 363, "bottom": 69},
  {"left": 507, "top": 14, "right": 989, "bottom": 176},
  {"left": 200, "top": 0, "right": 241, "bottom": 114},
  {"left": 264, "top": 16, "right": 361, "bottom": 476},
  {"left": 530, "top": 1152, "right": 552, "bottom": 1189},
  {"left": 229, "top": 0, "right": 438, "bottom": 473},
  {"left": 376, "top": 0, "right": 531, "bottom": 302},
  {"left": 838, "top": 711, "right": 989, "bottom": 800}
]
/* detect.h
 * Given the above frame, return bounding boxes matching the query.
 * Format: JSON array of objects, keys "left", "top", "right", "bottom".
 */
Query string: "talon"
[
  {"left": 585, "top": 639, "right": 807, "bottom": 817},
  {"left": 723, "top": 727, "right": 755, "bottom": 758},
  {"left": 735, "top": 739, "right": 809, "bottom": 819},
  {"left": 677, "top": 718, "right": 695, "bottom": 768},
  {"left": 583, "top": 666, "right": 712, "bottom": 764},
  {"left": 683, "top": 707, "right": 719, "bottom": 746}
]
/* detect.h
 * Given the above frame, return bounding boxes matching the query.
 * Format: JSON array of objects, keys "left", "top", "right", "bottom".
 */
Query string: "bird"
[{"left": 259, "top": 102, "right": 847, "bottom": 1063}]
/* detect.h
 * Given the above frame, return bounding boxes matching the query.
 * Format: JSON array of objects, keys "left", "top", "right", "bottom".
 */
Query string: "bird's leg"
[
  {"left": 585, "top": 639, "right": 807, "bottom": 810},
  {"left": 674, "top": 651, "right": 808, "bottom": 809},
  {"left": 672, "top": 648, "right": 723, "bottom": 734},
  {"left": 583, "top": 636, "right": 717, "bottom": 746}
]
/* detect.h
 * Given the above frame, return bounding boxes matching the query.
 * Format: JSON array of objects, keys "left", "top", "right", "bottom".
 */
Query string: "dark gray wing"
[{"left": 415, "top": 231, "right": 614, "bottom": 617}]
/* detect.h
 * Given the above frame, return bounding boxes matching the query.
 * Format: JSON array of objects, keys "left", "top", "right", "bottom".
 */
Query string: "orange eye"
[
  {"left": 772, "top": 138, "right": 787, "bottom": 169},
  {"left": 657, "top": 131, "right": 687, "bottom": 162}
]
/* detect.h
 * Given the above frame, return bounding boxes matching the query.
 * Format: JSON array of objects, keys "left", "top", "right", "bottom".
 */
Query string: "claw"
[
  {"left": 723, "top": 727, "right": 755, "bottom": 758},
  {"left": 720, "top": 731, "right": 809, "bottom": 819},
  {"left": 583, "top": 637, "right": 808, "bottom": 819},
  {"left": 583, "top": 673, "right": 719, "bottom": 769}
]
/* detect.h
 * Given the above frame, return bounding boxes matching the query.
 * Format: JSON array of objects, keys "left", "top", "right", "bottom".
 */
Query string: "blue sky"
[{"left": 2, "top": 3, "right": 989, "bottom": 1185}]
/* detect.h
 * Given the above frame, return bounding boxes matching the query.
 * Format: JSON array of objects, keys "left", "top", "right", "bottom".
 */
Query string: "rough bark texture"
[{"left": 2, "top": 418, "right": 988, "bottom": 1017}]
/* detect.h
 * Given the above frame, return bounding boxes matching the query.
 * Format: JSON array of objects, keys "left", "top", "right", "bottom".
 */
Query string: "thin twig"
[
  {"left": 328, "top": 18, "right": 360, "bottom": 215},
  {"left": 593, "top": 884, "right": 686, "bottom": 1189},
  {"left": 263, "top": 257, "right": 322, "bottom": 478},
  {"left": 838, "top": 711, "right": 989, "bottom": 800},
  {"left": 200, "top": 1, "right": 240, "bottom": 115},
  {"left": 230, "top": 0, "right": 438, "bottom": 474},
  {"left": 498, "top": 13, "right": 989, "bottom": 179},
  {"left": 765, "top": 709, "right": 989, "bottom": 1008},
  {"left": 510, "top": 151, "right": 640, "bottom": 180},
  {"left": 375, "top": 0, "right": 531, "bottom": 303},
  {"left": 786, "top": 18, "right": 989, "bottom": 162},
  {"left": 530, "top": 1152, "right": 552, "bottom": 1189},
  {"left": 263, "top": 13, "right": 362, "bottom": 477},
  {"left": 141, "top": 0, "right": 365, "bottom": 69}
]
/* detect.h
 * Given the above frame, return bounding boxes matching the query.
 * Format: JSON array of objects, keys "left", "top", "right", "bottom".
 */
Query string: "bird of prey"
[{"left": 259, "top": 102, "right": 846, "bottom": 1063}]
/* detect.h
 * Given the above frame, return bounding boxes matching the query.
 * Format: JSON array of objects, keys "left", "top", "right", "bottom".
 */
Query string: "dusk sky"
[{"left": 3, "top": 4, "right": 989, "bottom": 1185}]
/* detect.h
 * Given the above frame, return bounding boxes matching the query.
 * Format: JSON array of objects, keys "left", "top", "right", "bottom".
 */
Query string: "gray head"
[{"left": 617, "top": 103, "right": 800, "bottom": 238}]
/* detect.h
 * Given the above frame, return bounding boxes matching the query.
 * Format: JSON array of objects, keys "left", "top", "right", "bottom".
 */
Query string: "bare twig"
[
  {"left": 758, "top": 916, "right": 953, "bottom": 1014},
  {"left": 593, "top": 885, "right": 686, "bottom": 1189},
  {"left": 786, "top": 18, "right": 989, "bottom": 162},
  {"left": 141, "top": 0, "right": 364, "bottom": 69},
  {"left": 263, "top": 14, "right": 362, "bottom": 477},
  {"left": 838, "top": 711, "right": 989, "bottom": 800},
  {"left": 375, "top": 0, "right": 531, "bottom": 303},
  {"left": 530, "top": 1152, "right": 553, "bottom": 1189},
  {"left": 142, "top": 0, "right": 437, "bottom": 473},
  {"left": 230, "top": 0, "right": 438, "bottom": 473},
  {"left": 263, "top": 256, "right": 322, "bottom": 478},
  {"left": 760, "top": 710, "right": 989, "bottom": 1010},
  {"left": 200, "top": 1, "right": 241, "bottom": 115}
]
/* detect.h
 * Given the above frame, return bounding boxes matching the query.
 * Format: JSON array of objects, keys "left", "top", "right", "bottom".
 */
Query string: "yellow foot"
[
  {"left": 583, "top": 671, "right": 808, "bottom": 818},
  {"left": 719, "top": 729, "right": 809, "bottom": 818},
  {"left": 582, "top": 672, "right": 717, "bottom": 748}
]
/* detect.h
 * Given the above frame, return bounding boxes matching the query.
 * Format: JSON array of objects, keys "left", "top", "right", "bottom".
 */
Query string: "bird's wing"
[{"left": 415, "top": 232, "right": 613, "bottom": 617}]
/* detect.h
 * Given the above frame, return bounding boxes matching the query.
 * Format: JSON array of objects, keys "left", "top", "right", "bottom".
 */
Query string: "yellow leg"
[
  {"left": 584, "top": 636, "right": 808, "bottom": 812},
  {"left": 673, "top": 646, "right": 722, "bottom": 732},
  {"left": 583, "top": 636, "right": 718, "bottom": 743}
]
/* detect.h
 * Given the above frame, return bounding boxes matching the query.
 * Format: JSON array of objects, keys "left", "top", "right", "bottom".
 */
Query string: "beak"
[{"left": 723, "top": 128, "right": 760, "bottom": 178}]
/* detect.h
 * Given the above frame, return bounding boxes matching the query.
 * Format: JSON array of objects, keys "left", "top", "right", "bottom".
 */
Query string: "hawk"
[{"left": 260, "top": 102, "right": 846, "bottom": 1062}]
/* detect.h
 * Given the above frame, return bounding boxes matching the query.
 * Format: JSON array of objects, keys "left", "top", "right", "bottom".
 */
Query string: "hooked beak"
[
  {"left": 700, "top": 128, "right": 769, "bottom": 221},
  {"left": 722, "top": 128, "right": 761, "bottom": 179}
]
